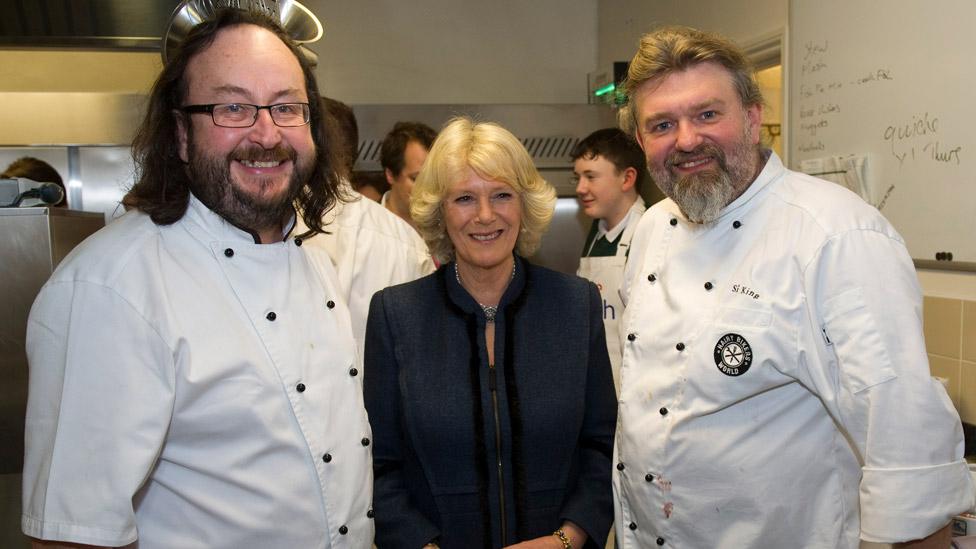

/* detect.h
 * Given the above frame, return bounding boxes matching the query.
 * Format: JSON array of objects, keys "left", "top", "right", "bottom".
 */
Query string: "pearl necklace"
[{"left": 454, "top": 261, "right": 516, "bottom": 323}]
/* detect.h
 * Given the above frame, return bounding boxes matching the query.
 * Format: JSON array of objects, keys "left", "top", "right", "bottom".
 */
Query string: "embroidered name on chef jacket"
[{"left": 714, "top": 333, "right": 753, "bottom": 376}]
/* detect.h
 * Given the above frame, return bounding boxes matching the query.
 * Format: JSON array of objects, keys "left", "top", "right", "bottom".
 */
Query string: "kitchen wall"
[
  {"left": 0, "top": 50, "right": 160, "bottom": 94},
  {"left": 596, "top": 0, "right": 787, "bottom": 69},
  {"left": 926, "top": 296, "right": 976, "bottom": 424},
  {"left": 304, "top": 0, "right": 598, "bottom": 104}
]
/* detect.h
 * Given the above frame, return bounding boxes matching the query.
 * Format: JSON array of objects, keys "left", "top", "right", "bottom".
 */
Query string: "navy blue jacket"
[{"left": 364, "top": 256, "right": 616, "bottom": 549}]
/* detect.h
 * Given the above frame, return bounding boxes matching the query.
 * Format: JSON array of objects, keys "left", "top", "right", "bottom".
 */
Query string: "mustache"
[
  {"left": 233, "top": 145, "right": 296, "bottom": 163},
  {"left": 666, "top": 143, "right": 726, "bottom": 170}
]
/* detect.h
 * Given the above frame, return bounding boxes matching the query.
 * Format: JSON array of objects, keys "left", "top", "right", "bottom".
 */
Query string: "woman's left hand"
[
  {"left": 503, "top": 522, "right": 587, "bottom": 549},
  {"left": 502, "top": 536, "right": 564, "bottom": 549}
]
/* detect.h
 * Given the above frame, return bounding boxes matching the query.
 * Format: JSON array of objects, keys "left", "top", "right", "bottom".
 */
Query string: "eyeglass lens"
[{"left": 212, "top": 103, "right": 309, "bottom": 127}]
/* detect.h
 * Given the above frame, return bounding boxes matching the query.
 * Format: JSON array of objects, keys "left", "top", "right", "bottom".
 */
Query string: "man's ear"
[
  {"left": 746, "top": 103, "right": 763, "bottom": 145},
  {"left": 620, "top": 166, "right": 638, "bottom": 193},
  {"left": 176, "top": 111, "right": 190, "bottom": 163},
  {"left": 384, "top": 168, "right": 396, "bottom": 186}
]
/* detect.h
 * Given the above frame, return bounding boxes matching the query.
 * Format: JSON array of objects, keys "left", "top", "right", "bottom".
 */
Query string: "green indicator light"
[{"left": 594, "top": 83, "right": 616, "bottom": 97}]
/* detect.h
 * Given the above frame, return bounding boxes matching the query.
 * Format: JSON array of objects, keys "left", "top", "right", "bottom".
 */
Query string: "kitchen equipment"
[
  {"left": 163, "top": 0, "right": 323, "bottom": 65},
  {"left": 0, "top": 178, "right": 64, "bottom": 208}
]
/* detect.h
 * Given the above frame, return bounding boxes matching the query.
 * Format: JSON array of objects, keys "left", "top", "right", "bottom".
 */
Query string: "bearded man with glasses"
[{"left": 21, "top": 7, "right": 373, "bottom": 549}]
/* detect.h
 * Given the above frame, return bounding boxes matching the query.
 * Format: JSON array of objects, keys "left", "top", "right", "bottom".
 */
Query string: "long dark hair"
[{"left": 124, "top": 8, "right": 341, "bottom": 233}]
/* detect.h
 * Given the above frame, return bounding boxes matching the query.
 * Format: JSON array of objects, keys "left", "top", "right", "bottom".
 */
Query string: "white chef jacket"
[
  {"left": 614, "top": 151, "right": 972, "bottom": 548},
  {"left": 23, "top": 196, "right": 374, "bottom": 548},
  {"left": 297, "top": 187, "right": 435, "bottom": 355}
]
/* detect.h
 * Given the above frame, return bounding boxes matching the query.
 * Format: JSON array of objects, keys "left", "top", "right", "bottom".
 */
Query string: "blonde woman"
[{"left": 364, "top": 118, "right": 616, "bottom": 549}]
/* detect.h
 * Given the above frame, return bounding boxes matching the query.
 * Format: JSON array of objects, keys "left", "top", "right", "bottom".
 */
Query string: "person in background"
[
  {"left": 380, "top": 121, "right": 437, "bottom": 231},
  {"left": 613, "top": 25, "right": 972, "bottom": 549},
  {"left": 322, "top": 96, "right": 361, "bottom": 179},
  {"left": 1, "top": 156, "right": 67, "bottom": 208},
  {"left": 298, "top": 97, "right": 435, "bottom": 355},
  {"left": 354, "top": 171, "right": 387, "bottom": 203},
  {"left": 319, "top": 97, "right": 382, "bottom": 201},
  {"left": 364, "top": 117, "right": 616, "bottom": 549},
  {"left": 572, "top": 128, "right": 647, "bottom": 393},
  {"left": 22, "top": 9, "right": 372, "bottom": 548}
]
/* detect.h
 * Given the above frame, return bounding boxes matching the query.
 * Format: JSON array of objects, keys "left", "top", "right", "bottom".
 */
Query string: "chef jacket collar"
[
  {"left": 444, "top": 254, "right": 528, "bottom": 320},
  {"left": 712, "top": 149, "right": 785, "bottom": 220},
  {"left": 184, "top": 193, "right": 297, "bottom": 245}
]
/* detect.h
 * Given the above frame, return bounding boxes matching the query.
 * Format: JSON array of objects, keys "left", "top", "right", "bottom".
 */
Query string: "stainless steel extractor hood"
[
  {"left": 0, "top": 0, "right": 322, "bottom": 56},
  {"left": 0, "top": 0, "right": 180, "bottom": 50}
]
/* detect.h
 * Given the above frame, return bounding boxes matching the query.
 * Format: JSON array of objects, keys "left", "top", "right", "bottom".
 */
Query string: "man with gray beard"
[{"left": 612, "top": 26, "right": 971, "bottom": 549}]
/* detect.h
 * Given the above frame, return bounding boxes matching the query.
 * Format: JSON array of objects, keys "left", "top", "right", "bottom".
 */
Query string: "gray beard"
[
  {"left": 668, "top": 167, "right": 736, "bottom": 224},
  {"left": 650, "top": 136, "right": 759, "bottom": 224},
  {"left": 186, "top": 135, "right": 308, "bottom": 237}
]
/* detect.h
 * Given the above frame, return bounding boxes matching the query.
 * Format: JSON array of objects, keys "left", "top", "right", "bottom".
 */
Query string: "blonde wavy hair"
[{"left": 410, "top": 117, "right": 556, "bottom": 265}]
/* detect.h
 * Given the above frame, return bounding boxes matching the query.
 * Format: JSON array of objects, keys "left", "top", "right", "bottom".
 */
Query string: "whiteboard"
[{"left": 788, "top": 0, "right": 974, "bottom": 269}]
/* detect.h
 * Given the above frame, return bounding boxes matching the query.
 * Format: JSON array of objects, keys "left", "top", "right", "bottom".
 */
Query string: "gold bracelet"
[{"left": 552, "top": 528, "right": 572, "bottom": 549}]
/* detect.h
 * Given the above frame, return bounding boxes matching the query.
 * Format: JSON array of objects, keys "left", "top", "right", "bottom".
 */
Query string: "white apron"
[{"left": 577, "top": 218, "right": 639, "bottom": 395}]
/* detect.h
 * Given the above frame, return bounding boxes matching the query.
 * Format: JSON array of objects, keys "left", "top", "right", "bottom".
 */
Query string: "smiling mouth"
[
  {"left": 471, "top": 230, "right": 503, "bottom": 241},
  {"left": 239, "top": 159, "right": 285, "bottom": 169},
  {"left": 234, "top": 144, "right": 295, "bottom": 169},
  {"left": 674, "top": 157, "right": 712, "bottom": 169}
]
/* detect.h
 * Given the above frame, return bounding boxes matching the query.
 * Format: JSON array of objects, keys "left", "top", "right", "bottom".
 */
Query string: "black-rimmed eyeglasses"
[{"left": 181, "top": 102, "right": 311, "bottom": 128}]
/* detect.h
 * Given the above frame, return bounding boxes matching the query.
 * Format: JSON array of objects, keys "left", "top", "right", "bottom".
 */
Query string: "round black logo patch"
[{"left": 713, "top": 333, "right": 752, "bottom": 376}]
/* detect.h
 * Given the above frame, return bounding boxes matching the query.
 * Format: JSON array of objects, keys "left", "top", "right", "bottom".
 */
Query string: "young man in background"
[{"left": 573, "top": 128, "right": 648, "bottom": 392}]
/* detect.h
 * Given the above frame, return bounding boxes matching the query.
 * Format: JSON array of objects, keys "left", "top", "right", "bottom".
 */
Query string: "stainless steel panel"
[
  {"left": 0, "top": 208, "right": 103, "bottom": 547},
  {"left": 527, "top": 197, "right": 589, "bottom": 275}
]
